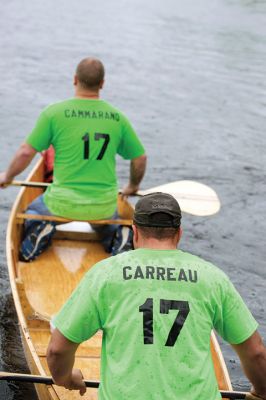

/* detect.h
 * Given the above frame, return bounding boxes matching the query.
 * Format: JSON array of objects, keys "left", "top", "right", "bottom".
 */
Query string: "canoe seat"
[{"left": 19, "top": 239, "right": 109, "bottom": 320}]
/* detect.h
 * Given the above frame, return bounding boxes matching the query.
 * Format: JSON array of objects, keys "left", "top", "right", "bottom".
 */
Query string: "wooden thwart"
[{"left": 16, "top": 213, "right": 132, "bottom": 226}]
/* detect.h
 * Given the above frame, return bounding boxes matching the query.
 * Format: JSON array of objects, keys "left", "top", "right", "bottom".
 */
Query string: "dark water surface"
[{"left": 0, "top": 0, "right": 266, "bottom": 398}]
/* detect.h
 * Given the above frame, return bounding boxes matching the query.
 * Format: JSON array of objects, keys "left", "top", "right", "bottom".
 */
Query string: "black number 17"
[
  {"left": 139, "top": 298, "right": 190, "bottom": 347},
  {"left": 82, "top": 132, "right": 110, "bottom": 160}
]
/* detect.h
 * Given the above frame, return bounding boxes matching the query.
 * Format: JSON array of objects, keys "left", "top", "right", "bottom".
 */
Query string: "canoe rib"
[{"left": 6, "top": 157, "right": 232, "bottom": 399}]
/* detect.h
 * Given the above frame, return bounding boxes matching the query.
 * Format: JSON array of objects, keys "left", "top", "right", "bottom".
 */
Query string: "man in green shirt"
[
  {"left": 0, "top": 57, "right": 147, "bottom": 260},
  {"left": 47, "top": 192, "right": 266, "bottom": 399}
]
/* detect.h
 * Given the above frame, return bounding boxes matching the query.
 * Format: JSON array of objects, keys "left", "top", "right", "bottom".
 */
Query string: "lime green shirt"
[
  {"left": 26, "top": 98, "right": 145, "bottom": 219},
  {"left": 54, "top": 249, "right": 258, "bottom": 399}
]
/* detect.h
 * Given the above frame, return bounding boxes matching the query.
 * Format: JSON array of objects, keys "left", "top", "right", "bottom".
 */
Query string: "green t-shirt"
[
  {"left": 26, "top": 98, "right": 145, "bottom": 219},
  {"left": 54, "top": 249, "right": 258, "bottom": 400}
]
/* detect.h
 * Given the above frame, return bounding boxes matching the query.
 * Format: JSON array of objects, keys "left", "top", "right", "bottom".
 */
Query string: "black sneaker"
[
  {"left": 111, "top": 226, "right": 133, "bottom": 256},
  {"left": 19, "top": 221, "right": 56, "bottom": 262}
]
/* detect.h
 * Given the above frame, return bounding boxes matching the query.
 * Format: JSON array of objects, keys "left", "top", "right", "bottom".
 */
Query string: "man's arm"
[
  {"left": 122, "top": 154, "right": 147, "bottom": 196},
  {"left": 0, "top": 143, "right": 37, "bottom": 187},
  {"left": 231, "top": 331, "right": 266, "bottom": 399},
  {"left": 47, "top": 328, "right": 86, "bottom": 395}
]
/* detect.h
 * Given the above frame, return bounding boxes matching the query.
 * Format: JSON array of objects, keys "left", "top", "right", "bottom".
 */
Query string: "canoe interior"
[{"left": 6, "top": 157, "right": 232, "bottom": 399}]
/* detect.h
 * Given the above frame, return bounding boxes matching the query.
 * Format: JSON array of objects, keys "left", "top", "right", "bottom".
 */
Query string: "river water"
[{"left": 0, "top": 0, "right": 265, "bottom": 398}]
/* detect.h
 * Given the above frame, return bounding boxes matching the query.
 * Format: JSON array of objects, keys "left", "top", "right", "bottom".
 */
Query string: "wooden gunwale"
[
  {"left": 6, "top": 157, "right": 232, "bottom": 399},
  {"left": 6, "top": 158, "right": 58, "bottom": 399}
]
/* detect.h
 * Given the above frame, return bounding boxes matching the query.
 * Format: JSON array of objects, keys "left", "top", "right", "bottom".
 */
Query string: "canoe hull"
[{"left": 6, "top": 157, "right": 232, "bottom": 399}]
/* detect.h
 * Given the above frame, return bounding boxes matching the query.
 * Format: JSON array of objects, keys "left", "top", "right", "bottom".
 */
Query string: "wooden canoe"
[{"left": 6, "top": 157, "right": 233, "bottom": 399}]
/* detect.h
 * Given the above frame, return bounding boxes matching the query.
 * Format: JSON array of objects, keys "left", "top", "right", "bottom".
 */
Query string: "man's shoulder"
[
  {"left": 99, "top": 100, "right": 131, "bottom": 121},
  {"left": 87, "top": 250, "right": 135, "bottom": 276},
  {"left": 178, "top": 249, "right": 229, "bottom": 278},
  {"left": 96, "top": 250, "right": 134, "bottom": 268},
  {"left": 39, "top": 98, "right": 74, "bottom": 117},
  {"left": 43, "top": 98, "right": 127, "bottom": 120}
]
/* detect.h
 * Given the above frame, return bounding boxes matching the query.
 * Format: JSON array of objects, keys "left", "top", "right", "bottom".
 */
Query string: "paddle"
[
  {"left": 220, "top": 391, "right": 261, "bottom": 400},
  {"left": 0, "top": 372, "right": 259, "bottom": 399},
  {"left": 137, "top": 180, "right": 220, "bottom": 216},
  {"left": 9, "top": 180, "right": 49, "bottom": 189},
  {"left": 10, "top": 179, "right": 220, "bottom": 217},
  {"left": 0, "top": 371, "right": 99, "bottom": 388}
]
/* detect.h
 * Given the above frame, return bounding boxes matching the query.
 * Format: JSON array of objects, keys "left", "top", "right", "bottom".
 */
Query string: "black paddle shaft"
[
  {"left": 1, "top": 374, "right": 252, "bottom": 398},
  {"left": 220, "top": 391, "right": 247, "bottom": 399},
  {"left": 0, "top": 374, "right": 99, "bottom": 388}
]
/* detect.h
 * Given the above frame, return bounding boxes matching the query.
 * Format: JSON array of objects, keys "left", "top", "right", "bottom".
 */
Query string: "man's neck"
[
  {"left": 136, "top": 239, "right": 178, "bottom": 251},
  {"left": 75, "top": 88, "right": 100, "bottom": 99}
]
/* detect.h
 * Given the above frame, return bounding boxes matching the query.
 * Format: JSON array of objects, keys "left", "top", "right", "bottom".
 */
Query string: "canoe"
[{"left": 6, "top": 157, "right": 233, "bottom": 399}]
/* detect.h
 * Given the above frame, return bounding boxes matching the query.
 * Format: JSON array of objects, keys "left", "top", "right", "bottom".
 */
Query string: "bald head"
[{"left": 75, "top": 58, "right": 105, "bottom": 90}]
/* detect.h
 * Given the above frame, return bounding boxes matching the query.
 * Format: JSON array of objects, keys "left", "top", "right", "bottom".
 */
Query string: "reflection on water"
[{"left": 0, "top": 0, "right": 265, "bottom": 398}]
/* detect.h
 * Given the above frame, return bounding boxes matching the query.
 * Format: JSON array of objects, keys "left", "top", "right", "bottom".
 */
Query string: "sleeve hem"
[
  {"left": 228, "top": 322, "right": 258, "bottom": 345},
  {"left": 53, "top": 322, "right": 84, "bottom": 344},
  {"left": 120, "top": 148, "right": 146, "bottom": 160},
  {"left": 25, "top": 138, "right": 44, "bottom": 152}
]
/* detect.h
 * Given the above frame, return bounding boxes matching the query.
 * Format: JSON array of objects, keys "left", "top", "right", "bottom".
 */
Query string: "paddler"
[
  {"left": 47, "top": 192, "right": 266, "bottom": 399},
  {"left": 0, "top": 57, "right": 147, "bottom": 261}
]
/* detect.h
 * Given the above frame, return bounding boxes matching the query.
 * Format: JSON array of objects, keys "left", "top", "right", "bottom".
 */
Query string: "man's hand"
[
  {"left": 122, "top": 154, "right": 146, "bottom": 199},
  {"left": 47, "top": 329, "right": 85, "bottom": 395},
  {"left": 251, "top": 385, "right": 266, "bottom": 400},
  {"left": 60, "top": 369, "right": 86, "bottom": 396},
  {"left": 121, "top": 183, "right": 140, "bottom": 198},
  {"left": 232, "top": 332, "right": 266, "bottom": 400},
  {"left": 0, "top": 172, "right": 12, "bottom": 188},
  {"left": 0, "top": 143, "right": 37, "bottom": 189}
]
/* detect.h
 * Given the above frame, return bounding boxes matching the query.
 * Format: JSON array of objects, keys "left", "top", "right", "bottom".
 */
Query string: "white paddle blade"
[{"left": 138, "top": 180, "right": 220, "bottom": 217}]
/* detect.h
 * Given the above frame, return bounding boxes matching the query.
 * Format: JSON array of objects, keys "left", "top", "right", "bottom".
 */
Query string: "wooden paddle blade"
[{"left": 137, "top": 180, "right": 221, "bottom": 216}]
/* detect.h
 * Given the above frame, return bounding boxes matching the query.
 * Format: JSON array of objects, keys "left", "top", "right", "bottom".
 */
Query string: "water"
[{"left": 0, "top": 0, "right": 265, "bottom": 398}]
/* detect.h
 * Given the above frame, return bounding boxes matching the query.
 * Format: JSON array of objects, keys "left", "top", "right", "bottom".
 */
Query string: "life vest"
[{"left": 42, "top": 145, "right": 55, "bottom": 183}]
